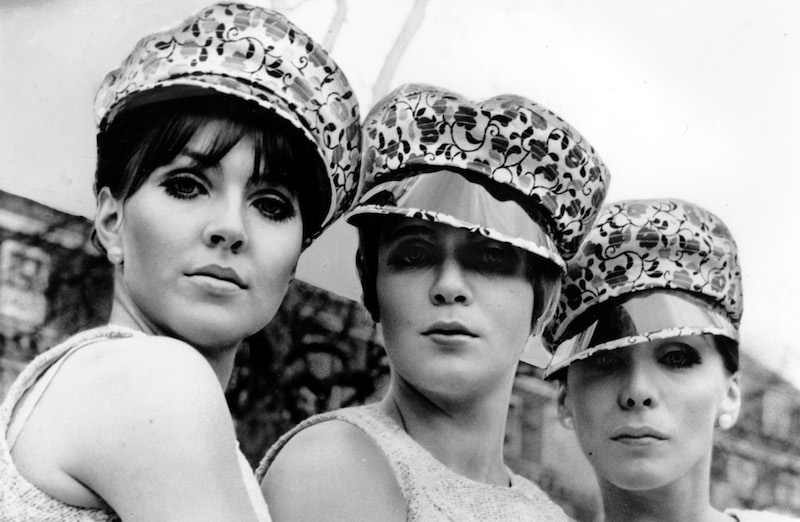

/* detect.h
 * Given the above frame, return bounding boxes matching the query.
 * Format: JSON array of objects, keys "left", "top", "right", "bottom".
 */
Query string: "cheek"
[
  {"left": 374, "top": 271, "right": 425, "bottom": 354},
  {"left": 571, "top": 387, "right": 603, "bottom": 427},
  {"left": 376, "top": 273, "right": 415, "bottom": 324},
  {"left": 488, "top": 280, "right": 534, "bottom": 338},
  {"left": 566, "top": 374, "right": 612, "bottom": 433},
  {"left": 122, "top": 205, "right": 185, "bottom": 277},
  {"left": 252, "top": 223, "right": 303, "bottom": 290},
  {"left": 676, "top": 383, "right": 722, "bottom": 432}
]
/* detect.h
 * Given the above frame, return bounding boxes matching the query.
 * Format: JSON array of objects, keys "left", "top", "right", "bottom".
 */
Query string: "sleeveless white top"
[
  {"left": 0, "top": 325, "right": 270, "bottom": 521},
  {"left": 727, "top": 508, "right": 800, "bottom": 521},
  {"left": 258, "top": 403, "right": 571, "bottom": 521}
]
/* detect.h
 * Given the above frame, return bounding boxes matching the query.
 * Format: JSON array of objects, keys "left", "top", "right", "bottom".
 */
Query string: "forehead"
[
  {"left": 179, "top": 120, "right": 291, "bottom": 186},
  {"left": 636, "top": 334, "right": 717, "bottom": 353}
]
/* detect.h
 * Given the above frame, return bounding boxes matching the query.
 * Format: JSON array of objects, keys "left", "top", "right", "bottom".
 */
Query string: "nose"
[
  {"left": 202, "top": 196, "right": 248, "bottom": 253},
  {"left": 617, "top": 360, "right": 658, "bottom": 410},
  {"left": 429, "top": 258, "right": 472, "bottom": 306}
]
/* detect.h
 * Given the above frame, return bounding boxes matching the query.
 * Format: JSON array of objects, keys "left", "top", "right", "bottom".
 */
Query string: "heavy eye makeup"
[
  {"left": 580, "top": 349, "right": 625, "bottom": 374},
  {"left": 384, "top": 238, "right": 439, "bottom": 270},
  {"left": 156, "top": 153, "right": 212, "bottom": 200},
  {"left": 249, "top": 187, "right": 298, "bottom": 222},
  {"left": 160, "top": 171, "right": 209, "bottom": 200},
  {"left": 656, "top": 341, "right": 702, "bottom": 369},
  {"left": 155, "top": 157, "right": 298, "bottom": 222},
  {"left": 459, "top": 240, "right": 525, "bottom": 276}
]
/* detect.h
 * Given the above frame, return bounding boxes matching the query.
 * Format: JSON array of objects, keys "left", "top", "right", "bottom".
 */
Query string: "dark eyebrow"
[{"left": 383, "top": 223, "right": 436, "bottom": 245}]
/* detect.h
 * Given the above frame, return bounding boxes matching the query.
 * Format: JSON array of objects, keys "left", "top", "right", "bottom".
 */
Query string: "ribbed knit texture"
[
  {"left": 727, "top": 509, "right": 800, "bottom": 521},
  {"left": 258, "top": 403, "right": 572, "bottom": 521}
]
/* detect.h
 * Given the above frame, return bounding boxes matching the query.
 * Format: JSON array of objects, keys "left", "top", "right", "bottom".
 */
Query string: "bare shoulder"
[
  {"left": 262, "top": 418, "right": 406, "bottom": 522},
  {"left": 13, "top": 334, "right": 226, "bottom": 461},
  {"left": 43, "top": 335, "right": 229, "bottom": 439},
  {"left": 51, "top": 333, "right": 235, "bottom": 466},
  {"left": 13, "top": 334, "right": 258, "bottom": 520}
]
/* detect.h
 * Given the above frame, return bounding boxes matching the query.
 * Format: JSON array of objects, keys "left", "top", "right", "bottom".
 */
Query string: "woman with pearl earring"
[
  {"left": 0, "top": 3, "right": 361, "bottom": 520},
  {"left": 543, "top": 198, "right": 797, "bottom": 522}
]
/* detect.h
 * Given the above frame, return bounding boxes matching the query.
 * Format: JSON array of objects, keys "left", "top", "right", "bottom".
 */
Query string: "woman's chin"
[
  {"left": 603, "top": 467, "right": 677, "bottom": 492},
  {"left": 586, "top": 452, "right": 669, "bottom": 491}
]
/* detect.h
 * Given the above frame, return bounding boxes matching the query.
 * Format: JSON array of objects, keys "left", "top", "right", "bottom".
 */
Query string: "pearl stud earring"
[
  {"left": 717, "top": 413, "right": 734, "bottom": 430},
  {"left": 107, "top": 246, "right": 124, "bottom": 266}
]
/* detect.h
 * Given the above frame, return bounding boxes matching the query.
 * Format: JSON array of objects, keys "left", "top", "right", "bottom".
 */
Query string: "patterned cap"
[
  {"left": 544, "top": 198, "right": 743, "bottom": 376},
  {"left": 345, "top": 83, "right": 610, "bottom": 270},
  {"left": 94, "top": 3, "right": 362, "bottom": 241}
]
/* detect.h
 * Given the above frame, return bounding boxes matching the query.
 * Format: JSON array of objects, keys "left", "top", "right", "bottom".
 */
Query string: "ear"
[
  {"left": 718, "top": 371, "right": 742, "bottom": 427},
  {"left": 556, "top": 381, "right": 576, "bottom": 431},
  {"left": 95, "top": 187, "right": 125, "bottom": 254}
]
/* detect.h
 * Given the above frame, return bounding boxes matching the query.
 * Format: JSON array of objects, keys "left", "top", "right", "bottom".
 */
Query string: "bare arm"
[
  {"left": 12, "top": 336, "right": 263, "bottom": 521},
  {"left": 261, "top": 420, "right": 406, "bottom": 522}
]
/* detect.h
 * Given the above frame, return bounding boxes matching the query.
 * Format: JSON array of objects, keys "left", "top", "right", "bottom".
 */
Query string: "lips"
[
  {"left": 189, "top": 264, "right": 247, "bottom": 289},
  {"left": 610, "top": 425, "right": 668, "bottom": 442},
  {"left": 422, "top": 321, "right": 477, "bottom": 337}
]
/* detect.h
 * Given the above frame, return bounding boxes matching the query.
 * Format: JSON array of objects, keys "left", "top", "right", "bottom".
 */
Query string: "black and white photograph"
[{"left": 1, "top": 1, "right": 798, "bottom": 520}]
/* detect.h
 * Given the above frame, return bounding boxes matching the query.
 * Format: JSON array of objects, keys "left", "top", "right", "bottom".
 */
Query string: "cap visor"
[
  {"left": 545, "top": 290, "right": 738, "bottom": 377},
  {"left": 347, "top": 170, "right": 565, "bottom": 271}
]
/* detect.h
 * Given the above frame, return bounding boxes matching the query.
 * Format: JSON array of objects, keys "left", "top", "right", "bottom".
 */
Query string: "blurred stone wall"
[
  {"left": 226, "top": 278, "right": 389, "bottom": 466},
  {"left": 0, "top": 190, "right": 112, "bottom": 397}
]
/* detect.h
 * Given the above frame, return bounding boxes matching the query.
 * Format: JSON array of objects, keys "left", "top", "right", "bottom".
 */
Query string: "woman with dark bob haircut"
[
  {"left": 0, "top": 4, "right": 360, "bottom": 521},
  {"left": 258, "top": 83, "right": 610, "bottom": 521},
  {"left": 545, "top": 198, "right": 796, "bottom": 522}
]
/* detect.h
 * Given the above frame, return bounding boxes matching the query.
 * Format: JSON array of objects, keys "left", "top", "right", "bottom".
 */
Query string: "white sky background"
[{"left": 1, "top": 0, "right": 799, "bottom": 387}]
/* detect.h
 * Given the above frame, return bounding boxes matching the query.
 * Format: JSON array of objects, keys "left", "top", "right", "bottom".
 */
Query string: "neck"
[
  {"left": 107, "top": 279, "right": 241, "bottom": 388},
  {"left": 599, "top": 455, "right": 729, "bottom": 522},
  {"left": 198, "top": 343, "right": 241, "bottom": 388},
  {"left": 381, "top": 369, "right": 515, "bottom": 486}
]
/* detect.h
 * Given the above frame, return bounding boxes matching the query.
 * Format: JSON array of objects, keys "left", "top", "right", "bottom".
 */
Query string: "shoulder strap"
[{"left": 7, "top": 339, "right": 101, "bottom": 450}]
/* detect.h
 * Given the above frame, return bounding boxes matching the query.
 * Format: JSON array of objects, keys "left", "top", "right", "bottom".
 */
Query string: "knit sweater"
[
  {"left": 257, "top": 403, "right": 571, "bottom": 521},
  {"left": 0, "top": 325, "right": 270, "bottom": 522},
  {"left": 727, "top": 508, "right": 800, "bottom": 521}
]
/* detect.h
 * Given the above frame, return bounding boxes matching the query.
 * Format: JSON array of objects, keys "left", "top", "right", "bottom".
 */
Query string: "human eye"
[
  {"left": 583, "top": 350, "right": 624, "bottom": 373},
  {"left": 658, "top": 344, "right": 702, "bottom": 369},
  {"left": 464, "top": 243, "right": 523, "bottom": 275},
  {"left": 386, "top": 241, "right": 437, "bottom": 270},
  {"left": 160, "top": 173, "right": 207, "bottom": 200},
  {"left": 252, "top": 191, "right": 298, "bottom": 222}
]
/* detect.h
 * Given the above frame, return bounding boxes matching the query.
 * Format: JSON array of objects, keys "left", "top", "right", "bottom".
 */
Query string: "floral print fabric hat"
[
  {"left": 543, "top": 198, "right": 743, "bottom": 377},
  {"left": 345, "top": 83, "right": 611, "bottom": 273},
  {"left": 94, "top": 2, "right": 361, "bottom": 242}
]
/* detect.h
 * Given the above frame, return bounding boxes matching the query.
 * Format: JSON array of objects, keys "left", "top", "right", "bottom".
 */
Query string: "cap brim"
[
  {"left": 545, "top": 290, "right": 738, "bottom": 377},
  {"left": 346, "top": 170, "right": 565, "bottom": 272}
]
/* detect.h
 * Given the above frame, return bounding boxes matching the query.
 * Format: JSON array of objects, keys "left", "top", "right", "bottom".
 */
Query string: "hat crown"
[
  {"left": 94, "top": 2, "right": 362, "bottom": 239},
  {"left": 358, "top": 83, "right": 610, "bottom": 261},
  {"left": 544, "top": 198, "right": 743, "bottom": 350}
]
